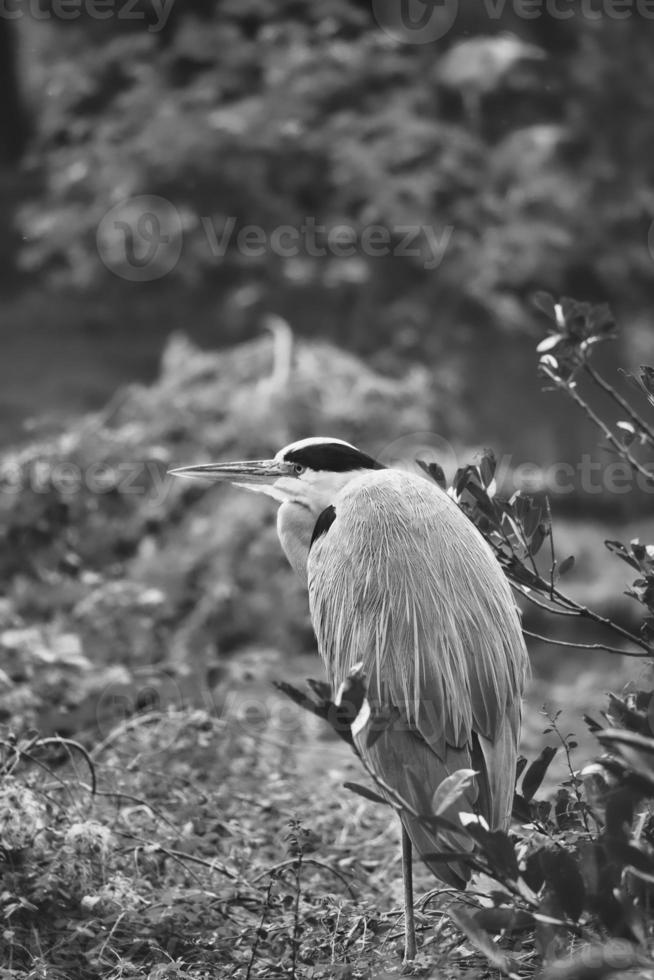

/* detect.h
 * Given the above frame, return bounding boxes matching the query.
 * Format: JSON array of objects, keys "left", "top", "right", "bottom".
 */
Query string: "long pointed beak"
[{"left": 168, "top": 459, "right": 297, "bottom": 484}]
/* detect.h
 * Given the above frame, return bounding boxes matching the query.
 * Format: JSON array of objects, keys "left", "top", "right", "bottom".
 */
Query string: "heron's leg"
[{"left": 401, "top": 825, "right": 417, "bottom": 962}]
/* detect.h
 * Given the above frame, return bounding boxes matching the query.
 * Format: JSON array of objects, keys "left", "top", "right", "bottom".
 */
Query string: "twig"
[
  {"left": 96, "top": 911, "right": 127, "bottom": 966},
  {"left": 290, "top": 849, "right": 303, "bottom": 980},
  {"left": 0, "top": 733, "right": 44, "bottom": 775},
  {"left": 548, "top": 582, "right": 651, "bottom": 652},
  {"left": 16, "top": 750, "right": 81, "bottom": 813},
  {"left": 39, "top": 777, "right": 178, "bottom": 833},
  {"left": 523, "top": 629, "right": 646, "bottom": 658},
  {"left": 90, "top": 711, "right": 166, "bottom": 759},
  {"left": 584, "top": 363, "right": 654, "bottom": 445},
  {"left": 510, "top": 577, "right": 650, "bottom": 654},
  {"left": 77, "top": 784, "right": 179, "bottom": 831},
  {"left": 541, "top": 363, "right": 654, "bottom": 487},
  {"left": 547, "top": 711, "right": 591, "bottom": 836},
  {"left": 512, "top": 505, "right": 543, "bottom": 582},
  {"left": 253, "top": 858, "right": 357, "bottom": 899},
  {"left": 545, "top": 497, "right": 557, "bottom": 599},
  {"left": 245, "top": 878, "right": 274, "bottom": 980},
  {"left": 115, "top": 829, "right": 240, "bottom": 882},
  {"left": 37, "top": 736, "right": 97, "bottom": 795},
  {"left": 510, "top": 583, "right": 585, "bottom": 617}
]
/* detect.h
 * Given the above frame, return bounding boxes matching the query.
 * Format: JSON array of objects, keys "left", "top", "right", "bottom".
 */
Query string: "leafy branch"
[{"left": 417, "top": 296, "right": 654, "bottom": 660}]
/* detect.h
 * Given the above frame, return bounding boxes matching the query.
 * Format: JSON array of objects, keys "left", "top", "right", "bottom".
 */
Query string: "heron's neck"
[
  {"left": 275, "top": 469, "right": 365, "bottom": 581},
  {"left": 277, "top": 500, "right": 314, "bottom": 582}
]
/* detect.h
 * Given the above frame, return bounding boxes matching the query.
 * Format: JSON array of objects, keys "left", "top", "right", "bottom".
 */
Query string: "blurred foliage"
[
  {"left": 2, "top": 2, "right": 654, "bottom": 461},
  {"left": 12, "top": 2, "right": 654, "bottom": 331}
]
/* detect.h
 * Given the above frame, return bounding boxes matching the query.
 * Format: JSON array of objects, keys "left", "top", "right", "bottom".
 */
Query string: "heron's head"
[
  {"left": 171, "top": 437, "right": 386, "bottom": 580},
  {"left": 170, "top": 436, "right": 385, "bottom": 515}
]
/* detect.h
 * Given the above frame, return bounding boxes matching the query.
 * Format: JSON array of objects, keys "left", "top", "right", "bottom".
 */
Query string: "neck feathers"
[{"left": 277, "top": 500, "right": 314, "bottom": 581}]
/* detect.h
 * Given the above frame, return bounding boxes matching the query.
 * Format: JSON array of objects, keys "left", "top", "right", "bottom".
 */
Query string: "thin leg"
[{"left": 401, "top": 825, "right": 417, "bottom": 962}]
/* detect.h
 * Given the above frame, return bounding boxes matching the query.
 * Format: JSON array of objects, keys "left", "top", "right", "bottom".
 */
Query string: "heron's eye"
[{"left": 293, "top": 464, "right": 306, "bottom": 476}]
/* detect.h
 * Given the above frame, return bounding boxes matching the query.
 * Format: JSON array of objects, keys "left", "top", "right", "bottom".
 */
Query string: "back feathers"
[{"left": 308, "top": 469, "right": 529, "bottom": 886}]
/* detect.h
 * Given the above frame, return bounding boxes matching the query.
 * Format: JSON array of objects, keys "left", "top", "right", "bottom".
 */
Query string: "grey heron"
[{"left": 171, "top": 436, "right": 529, "bottom": 961}]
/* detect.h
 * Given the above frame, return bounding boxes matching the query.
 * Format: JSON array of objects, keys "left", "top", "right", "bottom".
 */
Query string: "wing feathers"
[
  {"left": 308, "top": 470, "right": 529, "bottom": 883},
  {"left": 473, "top": 701, "right": 522, "bottom": 830},
  {"left": 359, "top": 717, "right": 475, "bottom": 888}
]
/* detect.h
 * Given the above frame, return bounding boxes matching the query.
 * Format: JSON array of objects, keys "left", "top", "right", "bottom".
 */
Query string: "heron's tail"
[{"left": 357, "top": 725, "right": 477, "bottom": 889}]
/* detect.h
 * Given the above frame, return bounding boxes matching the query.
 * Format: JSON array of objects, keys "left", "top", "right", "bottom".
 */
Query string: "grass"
[
  {"left": 1, "top": 658, "right": 635, "bottom": 980},
  {"left": 3, "top": 675, "right": 571, "bottom": 980}
]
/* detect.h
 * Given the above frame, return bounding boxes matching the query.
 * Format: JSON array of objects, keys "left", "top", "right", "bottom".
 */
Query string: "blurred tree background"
[
  {"left": 0, "top": 1, "right": 653, "bottom": 749},
  {"left": 0, "top": 0, "right": 652, "bottom": 465}
]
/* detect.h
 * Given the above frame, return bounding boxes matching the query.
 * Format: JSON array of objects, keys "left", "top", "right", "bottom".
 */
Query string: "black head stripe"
[
  {"left": 285, "top": 443, "right": 385, "bottom": 473},
  {"left": 310, "top": 504, "right": 336, "bottom": 549}
]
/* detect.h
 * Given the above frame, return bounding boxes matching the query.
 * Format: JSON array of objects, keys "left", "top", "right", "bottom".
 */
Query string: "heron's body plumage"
[{"left": 307, "top": 468, "right": 528, "bottom": 886}]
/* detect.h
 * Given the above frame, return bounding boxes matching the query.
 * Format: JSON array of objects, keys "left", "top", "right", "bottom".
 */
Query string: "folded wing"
[{"left": 308, "top": 470, "right": 528, "bottom": 885}]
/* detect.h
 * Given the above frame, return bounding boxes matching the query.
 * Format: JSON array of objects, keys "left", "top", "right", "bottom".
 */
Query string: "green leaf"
[
  {"left": 473, "top": 908, "right": 534, "bottom": 935},
  {"left": 529, "top": 523, "right": 547, "bottom": 556},
  {"left": 557, "top": 555, "right": 575, "bottom": 577},
  {"left": 272, "top": 680, "right": 325, "bottom": 718},
  {"left": 449, "top": 909, "right": 521, "bottom": 979},
  {"left": 537, "top": 334, "right": 563, "bottom": 353},
  {"left": 334, "top": 664, "right": 367, "bottom": 720},
  {"left": 465, "top": 824, "right": 520, "bottom": 881},
  {"left": 539, "top": 848, "right": 585, "bottom": 922},
  {"left": 640, "top": 366, "right": 654, "bottom": 397},
  {"left": 523, "top": 502, "right": 543, "bottom": 539},
  {"left": 365, "top": 704, "right": 401, "bottom": 749},
  {"left": 542, "top": 942, "right": 651, "bottom": 980},
  {"left": 416, "top": 458, "right": 447, "bottom": 490},
  {"left": 466, "top": 481, "right": 497, "bottom": 520},
  {"left": 342, "top": 782, "right": 389, "bottom": 807},
  {"left": 522, "top": 746, "right": 558, "bottom": 802},
  {"left": 605, "top": 539, "right": 641, "bottom": 570},
  {"left": 605, "top": 838, "right": 654, "bottom": 876},
  {"left": 431, "top": 769, "right": 477, "bottom": 817},
  {"left": 532, "top": 292, "right": 557, "bottom": 319},
  {"left": 478, "top": 449, "right": 497, "bottom": 489}
]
